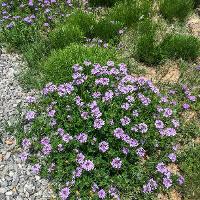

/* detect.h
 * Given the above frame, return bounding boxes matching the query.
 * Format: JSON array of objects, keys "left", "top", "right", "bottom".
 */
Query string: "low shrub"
[
  {"left": 67, "top": 10, "right": 96, "bottom": 37},
  {"left": 19, "top": 61, "right": 184, "bottom": 199},
  {"left": 1, "top": 22, "right": 40, "bottom": 50},
  {"left": 179, "top": 145, "right": 200, "bottom": 199},
  {"left": 40, "top": 44, "right": 119, "bottom": 83},
  {"left": 92, "top": 18, "right": 123, "bottom": 42},
  {"left": 135, "top": 20, "right": 163, "bottom": 65},
  {"left": 88, "top": 0, "right": 121, "bottom": 7},
  {"left": 159, "top": 0, "right": 194, "bottom": 21},
  {"left": 21, "top": 39, "right": 49, "bottom": 68},
  {"left": 48, "top": 23, "right": 84, "bottom": 50},
  {"left": 107, "top": 0, "right": 152, "bottom": 27},
  {"left": 160, "top": 34, "right": 200, "bottom": 61}
]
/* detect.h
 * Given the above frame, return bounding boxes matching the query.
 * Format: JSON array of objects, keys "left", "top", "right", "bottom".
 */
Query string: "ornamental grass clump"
[
  {"left": 159, "top": 0, "right": 194, "bottom": 21},
  {"left": 19, "top": 61, "right": 185, "bottom": 199}
]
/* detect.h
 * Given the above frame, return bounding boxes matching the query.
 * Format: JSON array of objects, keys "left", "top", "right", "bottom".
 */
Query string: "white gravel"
[{"left": 0, "top": 49, "right": 55, "bottom": 200}]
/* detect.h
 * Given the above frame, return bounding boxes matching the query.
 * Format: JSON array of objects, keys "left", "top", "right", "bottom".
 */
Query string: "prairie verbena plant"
[{"left": 19, "top": 61, "right": 185, "bottom": 199}]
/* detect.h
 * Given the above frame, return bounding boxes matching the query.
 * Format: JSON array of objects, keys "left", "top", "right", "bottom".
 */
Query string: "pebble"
[{"left": 0, "top": 49, "right": 55, "bottom": 199}]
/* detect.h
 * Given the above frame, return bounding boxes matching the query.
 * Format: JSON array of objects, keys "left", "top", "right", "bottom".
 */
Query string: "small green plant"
[
  {"left": 48, "top": 23, "right": 84, "bottom": 50},
  {"left": 179, "top": 145, "right": 200, "bottom": 199},
  {"left": 21, "top": 39, "right": 49, "bottom": 68},
  {"left": 92, "top": 18, "right": 123, "bottom": 42},
  {"left": 107, "top": 0, "right": 152, "bottom": 27},
  {"left": 161, "top": 34, "right": 200, "bottom": 61},
  {"left": 88, "top": 0, "right": 121, "bottom": 7},
  {"left": 159, "top": 0, "right": 194, "bottom": 21},
  {"left": 2, "top": 22, "right": 40, "bottom": 50},
  {"left": 135, "top": 20, "right": 163, "bottom": 65},
  {"left": 40, "top": 44, "right": 119, "bottom": 83},
  {"left": 67, "top": 10, "right": 96, "bottom": 37}
]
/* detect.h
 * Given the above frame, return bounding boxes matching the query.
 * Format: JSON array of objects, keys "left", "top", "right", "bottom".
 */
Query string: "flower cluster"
[
  {"left": 20, "top": 61, "right": 189, "bottom": 199},
  {"left": 0, "top": 0, "right": 76, "bottom": 29}
]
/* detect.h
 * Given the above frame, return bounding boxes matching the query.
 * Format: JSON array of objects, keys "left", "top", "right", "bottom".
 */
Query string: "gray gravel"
[{"left": 0, "top": 49, "right": 55, "bottom": 199}]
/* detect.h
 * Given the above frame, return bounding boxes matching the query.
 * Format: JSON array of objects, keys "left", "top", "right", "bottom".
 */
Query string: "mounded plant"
[
  {"left": 159, "top": 0, "right": 194, "bottom": 21},
  {"left": 107, "top": 0, "right": 152, "bottom": 27},
  {"left": 19, "top": 61, "right": 185, "bottom": 199},
  {"left": 92, "top": 18, "right": 123, "bottom": 42},
  {"left": 40, "top": 44, "right": 119, "bottom": 84},
  {"left": 48, "top": 23, "right": 84, "bottom": 50},
  {"left": 160, "top": 34, "right": 200, "bottom": 61},
  {"left": 88, "top": 0, "right": 121, "bottom": 7},
  {"left": 66, "top": 10, "right": 96, "bottom": 37},
  {"left": 135, "top": 20, "right": 163, "bottom": 65}
]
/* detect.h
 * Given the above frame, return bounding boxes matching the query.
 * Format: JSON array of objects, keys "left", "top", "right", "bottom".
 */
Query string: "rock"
[{"left": 5, "top": 190, "right": 12, "bottom": 196}]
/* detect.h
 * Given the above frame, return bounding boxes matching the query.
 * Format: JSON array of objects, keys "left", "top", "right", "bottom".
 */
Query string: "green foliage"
[
  {"left": 88, "top": 0, "right": 121, "bottom": 7},
  {"left": 48, "top": 23, "right": 84, "bottom": 50},
  {"left": 194, "top": 0, "right": 200, "bottom": 7},
  {"left": 161, "top": 34, "right": 200, "bottom": 61},
  {"left": 67, "top": 10, "right": 96, "bottom": 37},
  {"left": 20, "top": 60, "right": 182, "bottom": 199},
  {"left": 21, "top": 39, "right": 49, "bottom": 68},
  {"left": 92, "top": 18, "right": 123, "bottom": 42},
  {"left": 135, "top": 20, "right": 163, "bottom": 65},
  {"left": 2, "top": 22, "right": 39, "bottom": 50},
  {"left": 159, "top": 0, "right": 194, "bottom": 21},
  {"left": 179, "top": 145, "right": 200, "bottom": 199},
  {"left": 107, "top": 0, "right": 152, "bottom": 27},
  {"left": 40, "top": 44, "right": 119, "bottom": 83}
]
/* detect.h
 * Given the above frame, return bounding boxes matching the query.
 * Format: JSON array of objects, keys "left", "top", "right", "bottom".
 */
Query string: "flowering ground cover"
[{"left": 1, "top": 0, "right": 200, "bottom": 200}]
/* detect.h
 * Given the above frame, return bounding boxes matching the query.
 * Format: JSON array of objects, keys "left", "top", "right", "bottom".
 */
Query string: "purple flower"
[
  {"left": 81, "top": 112, "right": 89, "bottom": 120},
  {"left": 183, "top": 103, "right": 190, "bottom": 110},
  {"left": 168, "top": 153, "right": 176, "bottom": 162},
  {"left": 107, "top": 60, "right": 114, "bottom": 66},
  {"left": 26, "top": 96, "right": 36, "bottom": 103},
  {"left": 59, "top": 187, "right": 70, "bottom": 200},
  {"left": 92, "top": 91, "right": 101, "bottom": 99},
  {"left": 25, "top": 111, "right": 36, "bottom": 121},
  {"left": 42, "top": 144, "right": 52, "bottom": 155},
  {"left": 57, "top": 144, "right": 64, "bottom": 152},
  {"left": 94, "top": 118, "right": 105, "bottom": 129},
  {"left": 163, "top": 108, "right": 173, "bottom": 117},
  {"left": 121, "top": 102, "right": 130, "bottom": 110},
  {"left": 22, "top": 138, "right": 31, "bottom": 149},
  {"left": 62, "top": 134, "right": 73, "bottom": 143},
  {"left": 19, "top": 152, "right": 28, "bottom": 161},
  {"left": 111, "top": 157, "right": 122, "bottom": 169},
  {"left": 155, "top": 120, "right": 164, "bottom": 129},
  {"left": 172, "top": 119, "right": 180, "bottom": 128},
  {"left": 161, "top": 128, "right": 176, "bottom": 137},
  {"left": 138, "top": 123, "right": 148, "bottom": 133},
  {"left": 99, "top": 141, "right": 109, "bottom": 153},
  {"left": 75, "top": 167, "right": 83, "bottom": 177},
  {"left": 122, "top": 147, "right": 129, "bottom": 155},
  {"left": 76, "top": 133, "right": 88, "bottom": 143},
  {"left": 132, "top": 110, "right": 139, "bottom": 117},
  {"left": 113, "top": 128, "right": 124, "bottom": 139},
  {"left": 136, "top": 147, "right": 146, "bottom": 157},
  {"left": 76, "top": 153, "right": 85, "bottom": 164},
  {"left": 41, "top": 137, "right": 50, "bottom": 145},
  {"left": 48, "top": 109, "right": 56, "bottom": 117},
  {"left": 98, "top": 189, "right": 106, "bottom": 199},
  {"left": 32, "top": 164, "right": 41, "bottom": 174},
  {"left": 177, "top": 175, "right": 184, "bottom": 185},
  {"left": 120, "top": 116, "right": 131, "bottom": 126},
  {"left": 143, "top": 178, "right": 158, "bottom": 193},
  {"left": 163, "top": 177, "right": 172, "bottom": 189},
  {"left": 92, "top": 183, "right": 99, "bottom": 192},
  {"left": 156, "top": 162, "right": 168, "bottom": 174},
  {"left": 81, "top": 160, "right": 94, "bottom": 171}
]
